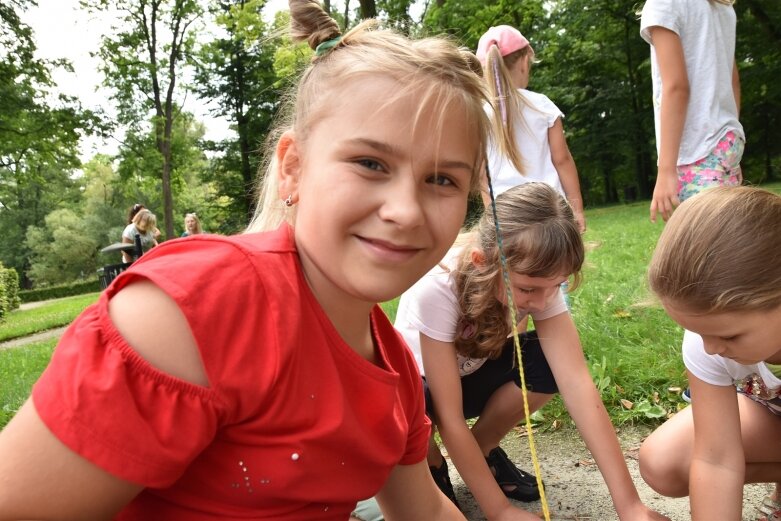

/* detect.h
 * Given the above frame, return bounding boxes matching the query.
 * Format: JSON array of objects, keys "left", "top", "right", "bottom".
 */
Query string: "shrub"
[
  {"left": 19, "top": 279, "right": 102, "bottom": 303},
  {"left": 0, "top": 265, "right": 21, "bottom": 321}
]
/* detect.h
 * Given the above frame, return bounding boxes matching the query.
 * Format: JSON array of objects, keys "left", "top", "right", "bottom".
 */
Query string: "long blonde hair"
[
  {"left": 132, "top": 209, "right": 157, "bottom": 234},
  {"left": 483, "top": 45, "right": 535, "bottom": 176},
  {"left": 649, "top": 186, "right": 781, "bottom": 313},
  {"left": 453, "top": 183, "right": 584, "bottom": 359},
  {"left": 246, "top": 0, "right": 490, "bottom": 233}
]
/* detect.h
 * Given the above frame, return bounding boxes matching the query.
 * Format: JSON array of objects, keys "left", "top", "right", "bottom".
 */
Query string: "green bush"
[
  {"left": 0, "top": 266, "right": 21, "bottom": 321},
  {"left": 19, "top": 279, "right": 102, "bottom": 303}
]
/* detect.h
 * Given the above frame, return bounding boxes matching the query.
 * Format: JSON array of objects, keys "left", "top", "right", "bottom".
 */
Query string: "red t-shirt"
[{"left": 33, "top": 225, "right": 430, "bottom": 520}]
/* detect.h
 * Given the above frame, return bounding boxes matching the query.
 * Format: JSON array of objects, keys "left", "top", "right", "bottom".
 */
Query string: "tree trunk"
[{"left": 358, "top": 0, "right": 376, "bottom": 19}]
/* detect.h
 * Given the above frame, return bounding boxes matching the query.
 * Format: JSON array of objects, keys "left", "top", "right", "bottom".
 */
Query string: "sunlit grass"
[
  {"left": 0, "top": 293, "right": 100, "bottom": 342},
  {"left": 0, "top": 338, "right": 57, "bottom": 428}
]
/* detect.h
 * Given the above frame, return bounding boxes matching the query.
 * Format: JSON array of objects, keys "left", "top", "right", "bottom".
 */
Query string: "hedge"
[
  {"left": 0, "top": 266, "right": 21, "bottom": 320},
  {"left": 19, "top": 279, "right": 102, "bottom": 303}
]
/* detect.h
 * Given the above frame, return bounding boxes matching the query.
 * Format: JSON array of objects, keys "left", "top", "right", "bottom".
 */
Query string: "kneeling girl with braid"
[{"left": 395, "top": 183, "right": 669, "bottom": 521}]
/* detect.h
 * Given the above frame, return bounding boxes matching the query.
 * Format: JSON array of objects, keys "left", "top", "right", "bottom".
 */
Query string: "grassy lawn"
[
  {"left": 2, "top": 183, "right": 779, "bottom": 430},
  {"left": 0, "top": 293, "right": 101, "bottom": 342},
  {"left": 0, "top": 338, "right": 57, "bottom": 427}
]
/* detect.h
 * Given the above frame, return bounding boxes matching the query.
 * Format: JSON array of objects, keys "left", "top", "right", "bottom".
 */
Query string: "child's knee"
[{"left": 638, "top": 433, "right": 688, "bottom": 497}]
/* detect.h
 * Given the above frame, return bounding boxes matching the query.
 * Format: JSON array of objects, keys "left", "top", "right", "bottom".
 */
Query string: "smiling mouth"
[{"left": 358, "top": 236, "right": 423, "bottom": 261}]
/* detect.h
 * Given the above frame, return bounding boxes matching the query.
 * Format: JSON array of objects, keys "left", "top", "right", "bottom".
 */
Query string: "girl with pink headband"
[{"left": 476, "top": 24, "right": 587, "bottom": 234}]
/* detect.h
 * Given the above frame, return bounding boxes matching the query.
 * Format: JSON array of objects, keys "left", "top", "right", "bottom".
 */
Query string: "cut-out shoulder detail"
[{"left": 108, "top": 280, "right": 209, "bottom": 387}]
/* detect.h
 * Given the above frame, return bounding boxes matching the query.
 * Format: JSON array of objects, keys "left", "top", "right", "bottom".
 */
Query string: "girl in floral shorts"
[{"left": 677, "top": 130, "right": 744, "bottom": 202}]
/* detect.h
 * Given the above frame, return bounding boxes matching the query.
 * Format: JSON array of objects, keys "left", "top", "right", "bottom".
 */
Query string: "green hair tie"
[{"left": 315, "top": 36, "right": 342, "bottom": 57}]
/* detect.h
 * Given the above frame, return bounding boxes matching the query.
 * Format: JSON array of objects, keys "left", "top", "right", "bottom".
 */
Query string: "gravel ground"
[{"left": 449, "top": 424, "right": 771, "bottom": 521}]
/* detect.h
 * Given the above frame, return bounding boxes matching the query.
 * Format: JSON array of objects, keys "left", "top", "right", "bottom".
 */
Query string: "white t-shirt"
[
  {"left": 394, "top": 247, "right": 568, "bottom": 377},
  {"left": 486, "top": 89, "right": 565, "bottom": 198},
  {"left": 683, "top": 330, "right": 781, "bottom": 415},
  {"left": 122, "top": 223, "right": 156, "bottom": 252},
  {"left": 640, "top": 0, "right": 744, "bottom": 165}
]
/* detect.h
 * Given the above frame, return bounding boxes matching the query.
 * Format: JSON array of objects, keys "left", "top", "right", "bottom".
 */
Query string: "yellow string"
[
  {"left": 507, "top": 308, "right": 551, "bottom": 521},
  {"left": 484, "top": 167, "right": 550, "bottom": 520}
]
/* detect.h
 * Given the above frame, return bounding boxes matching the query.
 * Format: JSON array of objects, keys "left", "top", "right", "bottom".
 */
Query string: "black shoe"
[
  {"left": 429, "top": 459, "right": 460, "bottom": 509},
  {"left": 485, "top": 446, "right": 541, "bottom": 502}
]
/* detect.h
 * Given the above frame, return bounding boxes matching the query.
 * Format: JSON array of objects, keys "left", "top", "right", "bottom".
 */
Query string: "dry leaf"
[
  {"left": 620, "top": 399, "right": 634, "bottom": 409},
  {"left": 653, "top": 391, "right": 660, "bottom": 403},
  {"left": 615, "top": 384, "right": 625, "bottom": 394},
  {"left": 668, "top": 386, "right": 682, "bottom": 394},
  {"left": 612, "top": 310, "right": 632, "bottom": 318}
]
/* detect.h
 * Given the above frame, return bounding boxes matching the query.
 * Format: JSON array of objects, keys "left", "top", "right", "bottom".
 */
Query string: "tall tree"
[
  {"left": 0, "top": 0, "right": 100, "bottom": 284},
  {"left": 194, "top": 0, "right": 280, "bottom": 222},
  {"left": 85, "top": 0, "right": 204, "bottom": 239}
]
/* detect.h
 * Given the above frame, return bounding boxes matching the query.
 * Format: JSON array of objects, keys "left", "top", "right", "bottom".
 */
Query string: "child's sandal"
[
  {"left": 429, "top": 459, "right": 460, "bottom": 510},
  {"left": 757, "top": 494, "right": 781, "bottom": 521},
  {"left": 485, "top": 446, "right": 541, "bottom": 502}
]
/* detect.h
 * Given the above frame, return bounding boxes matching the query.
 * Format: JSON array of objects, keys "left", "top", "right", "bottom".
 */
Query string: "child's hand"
[
  {"left": 650, "top": 166, "right": 680, "bottom": 223},
  {"left": 618, "top": 502, "right": 671, "bottom": 521},
  {"left": 490, "top": 504, "right": 541, "bottom": 521},
  {"left": 573, "top": 210, "right": 586, "bottom": 233}
]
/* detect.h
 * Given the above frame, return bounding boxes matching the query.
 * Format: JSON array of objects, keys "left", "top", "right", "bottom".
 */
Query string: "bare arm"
[
  {"left": 0, "top": 399, "right": 143, "bottom": 520},
  {"left": 535, "top": 313, "right": 669, "bottom": 521},
  {"left": 0, "top": 281, "right": 207, "bottom": 519},
  {"left": 548, "top": 118, "right": 586, "bottom": 232},
  {"left": 121, "top": 233, "right": 134, "bottom": 263},
  {"left": 376, "top": 460, "right": 466, "bottom": 521},
  {"left": 648, "top": 26, "right": 689, "bottom": 223},
  {"left": 421, "top": 334, "right": 538, "bottom": 521},
  {"left": 688, "top": 372, "right": 744, "bottom": 520}
]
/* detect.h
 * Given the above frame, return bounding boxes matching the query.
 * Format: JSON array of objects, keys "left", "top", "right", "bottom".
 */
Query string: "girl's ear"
[
  {"left": 276, "top": 130, "right": 301, "bottom": 203},
  {"left": 470, "top": 248, "right": 486, "bottom": 267}
]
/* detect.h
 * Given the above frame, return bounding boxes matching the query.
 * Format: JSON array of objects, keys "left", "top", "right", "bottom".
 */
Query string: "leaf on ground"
[
  {"left": 612, "top": 310, "right": 632, "bottom": 318},
  {"left": 624, "top": 446, "right": 640, "bottom": 460},
  {"left": 620, "top": 399, "right": 634, "bottom": 409}
]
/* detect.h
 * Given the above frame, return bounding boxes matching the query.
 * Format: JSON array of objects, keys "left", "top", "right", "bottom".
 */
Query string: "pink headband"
[{"left": 475, "top": 25, "right": 532, "bottom": 65}]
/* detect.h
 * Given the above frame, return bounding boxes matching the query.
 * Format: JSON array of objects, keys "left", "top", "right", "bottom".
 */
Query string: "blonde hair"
[
  {"left": 709, "top": 0, "right": 734, "bottom": 5},
  {"left": 133, "top": 209, "right": 157, "bottom": 233},
  {"left": 246, "top": 0, "right": 490, "bottom": 233},
  {"left": 453, "top": 183, "right": 584, "bottom": 359},
  {"left": 483, "top": 45, "right": 535, "bottom": 176},
  {"left": 184, "top": 213, "right": 203, "bottom": 234},
  {"left": 649, "top": 186, "right": 781, "bottom": 313}
]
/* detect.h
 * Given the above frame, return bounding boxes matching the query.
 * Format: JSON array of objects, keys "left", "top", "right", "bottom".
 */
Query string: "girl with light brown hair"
[
  {"left": 640, "top": 186, "right": 781, "bottom": 521},
  {"left": 395, "top": 182, "right": 669, "bottom": 521},
  {"left": 0, "top": 0, "right": 490, "bottom": 518}
]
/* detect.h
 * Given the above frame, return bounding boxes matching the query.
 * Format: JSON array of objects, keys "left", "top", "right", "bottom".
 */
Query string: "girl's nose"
[
  {"left": 378, "top": 178, "right": 425, "bottom": 228},
  {"left": 702, "top": 339, "right": 725, "bottom": 356}
]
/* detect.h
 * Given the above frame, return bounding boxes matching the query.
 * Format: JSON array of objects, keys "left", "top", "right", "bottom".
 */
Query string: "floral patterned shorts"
[{"left": 678, "top": 130, "right": 744, "bottom": 202}]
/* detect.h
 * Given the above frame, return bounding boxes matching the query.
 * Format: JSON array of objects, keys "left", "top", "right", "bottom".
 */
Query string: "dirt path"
[
  {"left": 0, "top": 326, "right": 67, "bottom": 350},
  {"left": 451, "top": 425, "right": 771, "bottom": 520}
]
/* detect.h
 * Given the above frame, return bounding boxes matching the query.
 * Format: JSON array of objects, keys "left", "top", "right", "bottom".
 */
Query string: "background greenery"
[
  {"left": 2, "top": 0, "right": 780, "bottom": 290},
  {"left": 5, "top": 183, "right": 778, "bottom": 430}
]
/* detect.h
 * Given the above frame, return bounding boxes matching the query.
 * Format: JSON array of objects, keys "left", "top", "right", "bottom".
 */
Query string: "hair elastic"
[{"left": 315, "top": 36, "right": 342, "bottom": 57}]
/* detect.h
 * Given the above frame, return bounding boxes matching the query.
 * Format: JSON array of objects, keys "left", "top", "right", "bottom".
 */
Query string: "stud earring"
[{"left": 284, "top": 194, "right": 293, "bottom": 207}]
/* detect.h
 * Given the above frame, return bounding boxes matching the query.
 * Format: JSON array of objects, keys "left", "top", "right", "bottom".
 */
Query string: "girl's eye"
[
  {"left": 720, "top": 335, "right": 738, "bottom": 342},
  {"left": 428, "top": 174, "right": 456, "bottom": 187},
  {"left": 357, "top": 159, "right": 384, "bottom": 171},
  {"left": 518, "top": 288, "right": 534, "bottom": 294}
]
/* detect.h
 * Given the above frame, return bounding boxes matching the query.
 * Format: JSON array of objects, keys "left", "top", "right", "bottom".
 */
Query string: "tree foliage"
[
  {"left": 84, "top": 0, "right": 205, "bottom": 239},
  {"left": 0, "top": 0, "right": 100, "bottom": 285}
]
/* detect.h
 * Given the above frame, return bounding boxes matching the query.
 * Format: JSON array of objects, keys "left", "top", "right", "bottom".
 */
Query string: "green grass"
[
  {"left": 0, "top": 338, "right": 57, "bottom": 427},
  {"left": 0, "top": 293, "right": 101, "bottom": 342}
]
